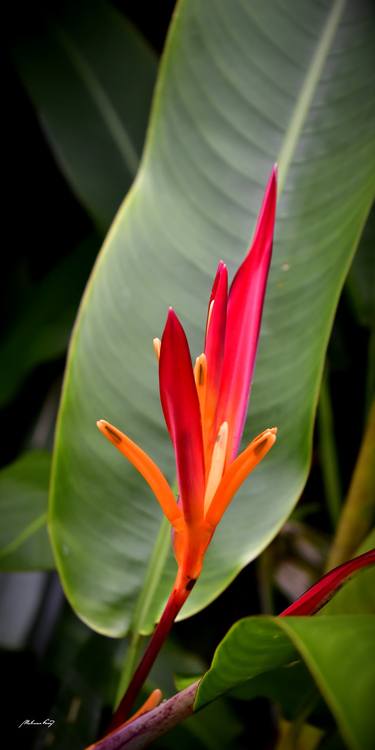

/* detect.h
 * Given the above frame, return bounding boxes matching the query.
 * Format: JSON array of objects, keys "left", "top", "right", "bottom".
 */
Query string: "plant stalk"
[
  {"left": 326, "top": 399, "right": 375, "bottom": 570},
  {"left": 89, "top": 681, "right": 199, "bottom": 750},
  {"left": 318, "top": 367, "right": 342, "bottom": 528},
  {"left": 115, "top": 517, "right": 171, "bottom": 707},
  {"left": 107, "top": 583, "right": 191, "bottom": 732}
]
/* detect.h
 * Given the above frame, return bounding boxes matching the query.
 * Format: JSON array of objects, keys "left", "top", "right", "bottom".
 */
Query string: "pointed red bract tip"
[
  {"left": 159, "top": 309, "right": 205, "bottom": 524},
  {"left": 217, "top": 167, "right": 277, "bottom": 460},
  {"left": 205, "top": 261, "right": 228, "bottom": 403}
]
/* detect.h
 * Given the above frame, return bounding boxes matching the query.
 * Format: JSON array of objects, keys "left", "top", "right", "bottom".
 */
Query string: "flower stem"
[
  {"left": 257, "top": 547, "right": 274, "bottom": 614},
  {"left": 318, "top": 367, "right": 342, "bottom": 528},
  {"left": 91, "top": 681, "right": 199, "bottom": 750},
  {"left": 326, "top": 399, "right": 375, "bottom": 570},
  {"left": 115, "top": 517, "right": 171, "bottom": 707},
  {"left": 108, "top": 583, "right": 190, "bottom": 732}
]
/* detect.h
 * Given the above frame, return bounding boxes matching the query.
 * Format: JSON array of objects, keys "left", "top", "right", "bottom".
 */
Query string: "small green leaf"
[
  {"left": 196, "top": 615, "right": 375, "bottom": 750},
  {"left": 197, "top": 617, "right": 296, "bottom": 706},
  {"left": 0, "top": 451, "right": 54, "bottom": 570}
]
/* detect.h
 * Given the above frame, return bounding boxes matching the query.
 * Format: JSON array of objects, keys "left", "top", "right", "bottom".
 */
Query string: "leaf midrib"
[{"left": 277, "top": 0, "right": 346, "bottom": 193}]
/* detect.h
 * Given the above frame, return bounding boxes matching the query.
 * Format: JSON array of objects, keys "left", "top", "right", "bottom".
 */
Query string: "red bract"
[
  {"left": 217, "top": 169, "right": 277, "bottom": 460},
  {"left": 159, "top": 309, "right": 206, "bottom": 526}
]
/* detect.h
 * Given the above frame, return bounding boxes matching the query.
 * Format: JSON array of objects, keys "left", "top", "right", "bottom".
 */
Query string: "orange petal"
[
  {"left": 205, "top": 427, "right": 277, "bottom": 527},
  {"left": 97, "top": 420, "right": 183, "bottom": 528}
]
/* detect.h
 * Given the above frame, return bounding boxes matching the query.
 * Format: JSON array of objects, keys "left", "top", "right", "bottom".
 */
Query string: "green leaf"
[
  {"left": 0, "top": 451, "right": 53, "bottom": 570},
  {"left": 196, "top": 615, "right": 375, "bottom": 750},
  {"left": 0, "top": 235, "right": 97, "bottom": 407},
  {"left": 50, "top": 0, "right": 375, "bottom": 636},
  {"left": 12, "top": 0, "right": 157, "bottom": 231}
]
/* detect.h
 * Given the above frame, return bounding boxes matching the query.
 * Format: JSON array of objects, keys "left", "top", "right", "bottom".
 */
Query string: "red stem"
[
  {"left": 108, "top": 585, "right": 190, "bottom": 732},
  {"left": 280, "top": 548, "right": 375, "bottom": 616}
]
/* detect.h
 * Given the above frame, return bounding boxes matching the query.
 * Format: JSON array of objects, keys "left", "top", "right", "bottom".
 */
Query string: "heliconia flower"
[
  {"left": 98, "top": 165, "right": 277, "bottom": 588},
  {"left": 96, "top": 166, "right": 278, "bottom": 728}
]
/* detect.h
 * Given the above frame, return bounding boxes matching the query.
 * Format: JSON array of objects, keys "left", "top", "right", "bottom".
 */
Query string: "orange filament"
[
  {"left": 206, "top": 299, "right": 214, "bottom": 335},
  {"left": 205, "top": 428, "right": 277, "bottom": 526},
  {"left": 97, "top": 420, "right": 183, "bottom": 529},
  {"left": 153, "top": 337, "right": 161, "bottom": 360},
  {"left": 194, "top": 353, "right": 207, "bottom": 410},
  {"left": 204, "top": 422, "right": 228, "bottom": 513}
]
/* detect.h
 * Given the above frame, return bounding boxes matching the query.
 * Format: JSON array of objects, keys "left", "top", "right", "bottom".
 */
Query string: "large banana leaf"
[{"left": 49, "top": 0, "right": 375, "bottom": 636}]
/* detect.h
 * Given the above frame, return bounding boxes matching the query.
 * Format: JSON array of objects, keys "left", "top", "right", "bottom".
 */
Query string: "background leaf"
[
  {"left": 12, "top": 0, "right": 157, "bottom": 231},
  {"left": 0, "top": 451, "right": 53, "bottom": 570},
  {"left": 50, "top": 0, "right": 375, "bottom": 637},
  {"left": 196, "top": 615, "right": 375, "bottom": 750},
  {"left": 230, "top": 661, "right": 321, "bottom": 722},
  {"left": 0, "top": 235, "right": 97, "bottom": 408}
]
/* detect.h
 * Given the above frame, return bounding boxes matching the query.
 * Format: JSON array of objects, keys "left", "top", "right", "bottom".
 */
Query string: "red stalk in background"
[{"left": 280, "top": 547, "right": 375, "bottom": 616}]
